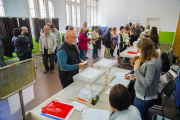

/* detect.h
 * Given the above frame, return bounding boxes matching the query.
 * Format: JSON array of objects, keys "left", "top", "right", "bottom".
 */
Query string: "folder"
[
  {"left": 127, "top": 51, "right": 138, "bottom": 54},
  {"left": 41, "top": 99, "right": 73, "bottom": 119}
]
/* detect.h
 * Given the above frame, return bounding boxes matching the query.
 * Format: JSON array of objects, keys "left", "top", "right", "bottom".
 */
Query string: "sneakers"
[
  {"left": 93, "top": 57, "right": 96, "bottom": 59},
  {"left": 44, "top": 70, "right": 49, "bottom": 74},
  {"left": 95, "top": 56, "right": 99, "bottom": 58},
  {"left": 49, "top": 70, "right": 54, "bottom": 74},
  {"left": 86, "top": 57, "right": 88, "bottom": 59}
]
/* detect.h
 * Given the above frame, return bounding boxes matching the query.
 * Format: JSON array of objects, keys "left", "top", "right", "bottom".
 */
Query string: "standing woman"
[
  {"left": 13, "top": 28, "right": 31, "bottom": 61},
  {"left": 110, "top": 27, "right": 118, "bottom": 58},
  {"left": 92, "top": 26, "right": 101, "bottom": 59},
  {"left": 144, "top": 25, "right": 150, "bottom": 37},
  {"left": 78, "top": 27, "right": 91, "bottom": 61},
  {"left": 128, "top": 38, "right": 161, "bottom": 120},
  {"left": 150, "top": 27, "right": 160, "bottom": 47}
]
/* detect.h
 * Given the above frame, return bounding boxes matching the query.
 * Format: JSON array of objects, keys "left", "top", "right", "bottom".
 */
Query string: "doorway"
[{"left": 146, "top": 18, "right": 160, "bottom": 28}]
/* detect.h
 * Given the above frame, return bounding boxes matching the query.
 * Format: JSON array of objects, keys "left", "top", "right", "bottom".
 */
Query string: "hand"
[
  {"left": 21, "top": 34, "right": 24, "bottom": 37},
  {"left": 50, "top": 50, "right": 53, "bottom": 54},
  {"left": 81, "top": 60, "right": 85, "bottom": 63},
  {"left": 33, "top": 47, "right": 35, "bottom": 49},
  {"left": 128, "top": 74, "right": 137, "bottom": 80},
  {"left": 78, "top": 64, "right": 84, "bottom": 69},
  {"left": 134, "top": 59, "right": 140, "bottom": 71},
  {"left": 40, "top": 51, "right": 42, "bottom": 54},
  {"left": 87, "top": 29, "right": 89, "bottom": 31}
]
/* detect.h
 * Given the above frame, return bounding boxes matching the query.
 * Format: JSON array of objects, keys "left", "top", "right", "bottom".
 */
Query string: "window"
[
  {"left": 77, "top": 5, "right": 80, "bottom": 27},
  {"left": 48, "top": 0, "right": 54, "bottom": 18},
  {"left": 87, "top": 0, "right": 90, "bottom": 5},
  {"left": 72, "top": 0, "right": 75, "bottom": 2},
  {"left": 28, "top": 0, "right": 36, "bottom": 17},
  {"left": 39, "top": 0, "right": 46, "bottom": 18},
  {"left": 72, "top": 5, "right": 76, "bottom": 27},
  {"left": 77, "top": 0, "right": 80, "bottom": 3},
  {"left": 94, "top": 8, "right": 96, "bottom": 26},
  {"left": 66, "top": 3, "right": 71, "bottom": 25},
  {"left": 91, "top": 0, "right": 93, "bottom": 6},
  {"left": 91, "top": 8, "right": 94, "bottom": 26},
  {"left": 94, "top": 1, "right": 96, "bottom": 7},
  {"left": 0, "top": 0, "right": 5, "bottom": 16},
  {"left": 87, "top": 7, "right": 91, "bottom": 26}
]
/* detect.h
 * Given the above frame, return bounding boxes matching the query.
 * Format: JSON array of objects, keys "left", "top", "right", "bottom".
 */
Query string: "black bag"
[{"left": 96, "top": 39, "right": 101, "bottom": 46}]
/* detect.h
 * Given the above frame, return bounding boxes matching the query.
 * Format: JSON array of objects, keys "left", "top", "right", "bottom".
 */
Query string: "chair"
[
  {"left": 152, "top": 113, "right": 180, "bottom": 120},
  {"left": 151, "top": 80, "right": 176, "bottom": 116}
]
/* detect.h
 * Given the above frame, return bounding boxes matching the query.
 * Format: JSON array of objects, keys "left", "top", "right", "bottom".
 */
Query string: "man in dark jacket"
[
  {"left": 0, "top": 34, "right": 6, "bottom": 67},
  {"left": 135, "top": 23, "right": 141, "bottom": 40},
  {"left": 98, "top": 25, "right": 102, "bottom": 49},
  {"left": 104, "top": 27, "right": 112, "bottom": 59}
]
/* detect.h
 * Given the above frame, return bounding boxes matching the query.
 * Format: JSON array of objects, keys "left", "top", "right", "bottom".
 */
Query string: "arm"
[
  {"left": 39, "top": 36, "right": 42, "bottom": 52},
  {"left": 81, "top": 35, "right": 91, "bottom": 42},
  {"left": 135, "top": 64, "right": 157, "bottom": 88},
  {"left": 52, "top": 35, "right": 57, "bottom": 52},
  {"left": 92, "top": 32, "right": 99, "bottom": 40},
  {"left": 20, "top": 37, "right": 30, "bottom": 45},
  {"left": 57, "top": 50, "right": 79, "bottom": 71}
]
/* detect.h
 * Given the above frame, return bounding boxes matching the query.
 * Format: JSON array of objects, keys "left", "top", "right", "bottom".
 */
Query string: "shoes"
[
  {"left": 44, "top": 70, "right": 49, "bottom": 74},
  {"left": 49, "top": 70, "right": 54, "bottom": 74},
  {"left": 111, "top": 56, "right": 115, "bottom": 58},
  {"left": 86, "top": 57, "right": 88, "bottom": 59},
  {"left": 95, "top": 56, "right": 99, "bottom": 58},
  {"left": 54, "top": 62, "right": 57, "bottom": 65},
  {"left": 93, "top": 57, "right": 96, "bottom": 59}
]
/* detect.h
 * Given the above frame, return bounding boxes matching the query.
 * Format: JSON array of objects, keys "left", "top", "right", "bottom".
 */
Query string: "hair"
[
  {"left": 120, "top": 26, "right": 125, "bottom": 31},
  {"left": 130, "top": 56, "right": 140, "bottom": 66},
  {"left": 68, "top": 25, "right": 74, "bottom": 30},
  {"left": 132, "top": 24, "right": 136, "bottom": 28},
  {"left": 13, "top": 28, "right": 22, "bottom": 37},
  {"left": 137, "top": 38, "right": 159, "bottom": 63},
  {"left": 94, "top": 26, "right": 99, "bottom": 29},
  {"left": 140, "top": 27, "right": 145, "bottom": 31},
  {"left": 125, "top": 27, "right": 130, "bottom": 31},
  {"left": 136, "top": 23, "right": 140, "bottom": 26},
  {"left": 80, "top": 27, "right": 85, "bottom": 33},
  {"left": 146, "top": 25, "right": 150, "bottom": 29},
  {"left": 108, "top": 27, "right": 112, "bottom": 32},
  {"left": 65, "top": 25, "right": 70, "bottom": 30},
  {"left": 130, "top": 29, "right": 137, "bottom": 35},
  {"left": 153, "top": 41, "right": 159, "bottom": 50},
  {"left": 150, "top": 27, "right": 159, "bottom": 40},
  {"left": 109, "top": 84, "right": 131, "bottom": 111},
  {"left": 129, "top": 22, "right": 132, "bottom": 27},
  {"left": 50, "top": 24, "right": 55, "bottom": 28},
  {"left": 126, "top": 24, "right": 130, "bottom": 27},
  {"left": 113, "top": 27, "right": 117, "bottom": 31},
  {"left": 21, "top": 26, "right": 28, "bottom": 31}
]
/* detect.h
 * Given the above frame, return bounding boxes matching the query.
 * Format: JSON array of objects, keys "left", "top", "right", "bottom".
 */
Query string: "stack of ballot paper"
[
  {"left": 41, "top": 99, "right": 74, "bottom": 120},
  {"left": 70, "top": 101, "right": 86, "bottom": 111}
]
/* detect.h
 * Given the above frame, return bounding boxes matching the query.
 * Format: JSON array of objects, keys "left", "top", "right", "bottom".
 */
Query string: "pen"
[
  {"left": 77, "top": 97, "right": 86, "bottom": 102},
  {"left": 81, "top": 106, "right": 87, "bottom": 120},
  {"left": 100, "top": 101, "right": 109, "bottom": 104}
]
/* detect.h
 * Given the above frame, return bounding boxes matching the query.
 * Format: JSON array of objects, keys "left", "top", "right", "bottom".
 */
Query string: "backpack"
[{"left": 161, "top": 52, "right": 170, "bottom": 72}]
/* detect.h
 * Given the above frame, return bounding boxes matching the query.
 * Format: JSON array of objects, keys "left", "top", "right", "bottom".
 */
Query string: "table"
[
  {"left": 25, "top": 68, "right": 130, "bottom": 120},
  {"left": 120, "top": 47, "right": 140, "bottom": 58}
]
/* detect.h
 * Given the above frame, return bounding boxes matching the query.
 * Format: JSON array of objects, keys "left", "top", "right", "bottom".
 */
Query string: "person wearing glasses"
[
  {"left": 39, "top": 25, "right": 57, "bottom": 74},
  {"left": 78, "top": 27, "right": 91, "bottom": 61},
  {"left": 57, "top": 30, "right": 85, "bottom": 88}
]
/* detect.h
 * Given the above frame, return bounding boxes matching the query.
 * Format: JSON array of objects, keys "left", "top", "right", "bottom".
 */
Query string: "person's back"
[
  {"left": 15, "top": 36, "right": 30, "bottom": 55},
  {"left": 109, "top": 105, "right": 141, "bottom": 120}
]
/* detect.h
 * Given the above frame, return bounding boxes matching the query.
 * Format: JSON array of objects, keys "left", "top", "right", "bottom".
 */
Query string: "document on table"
[
  {"left": 83, "top": 108, "right": 109, "bottom": 120},
  {"left": 97, "top": 59, "right": 114, "bottom": 66},
  {"left": 109, "top": 72, "right": 130, "bottom": 87},
  {"left": 70, "top": 101, "right": 86, "bottom": 111},
  {"left": 80, "top": 68, "right": 101, "bottom": 79}
]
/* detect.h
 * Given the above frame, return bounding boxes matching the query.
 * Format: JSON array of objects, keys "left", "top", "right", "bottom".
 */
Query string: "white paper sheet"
[
  {"left": 83, "top": 108, "right": 109, "bottom": 120},
  {"left": 169, "top": 70, "right": 177, "bottom": 78},
  {"left": 80, "top": 68, "right": 101, "bottom": 79},
  {"left": 109, "top": 72, "right": 130, "bottom": 87},
  {"left": 105, "top": 89, "right": 111, "bottom": 95},
  {"left": 97, "top": 59, "right": 114, "bottom": 66},
  {"left": 70, "top": 101, "right": 86, "bottom": 111},
  {"left": 8, "top": 85, "right": 35, "bottom": 115}
]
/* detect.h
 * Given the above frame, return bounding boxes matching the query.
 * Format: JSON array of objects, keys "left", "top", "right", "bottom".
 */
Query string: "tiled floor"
[{"left": 0, "top": 43, "right": 179, "bottom": 120}]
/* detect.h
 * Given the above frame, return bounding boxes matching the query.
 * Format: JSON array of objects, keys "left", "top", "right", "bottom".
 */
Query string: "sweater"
[
  {"left": 92, "top": 31, "right": 99, "bottom": 44},
  {"left": 51, "top": 28, "right": 61, "bottom": 47},
  {"left": 134, "top": 58, "right": 162, "bottom": 98},
  {"left": 78, "top": 32, "right": 91, "bottom": 50}
]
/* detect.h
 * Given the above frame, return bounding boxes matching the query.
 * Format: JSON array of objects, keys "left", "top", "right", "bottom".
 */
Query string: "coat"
[
  {"left": 92, "top": 31, "right": 99, "bottom": 44},
  {"left": 104, "top": 31, "right": 112, "bottom": 48},
  {"left": 78, "top": 32, "right": 91, "bottom": 50}
]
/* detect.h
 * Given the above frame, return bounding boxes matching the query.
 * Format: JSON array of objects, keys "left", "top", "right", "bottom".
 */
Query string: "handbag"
[{"left": 96, "top": 39, "right": 101, "bottom": 46}]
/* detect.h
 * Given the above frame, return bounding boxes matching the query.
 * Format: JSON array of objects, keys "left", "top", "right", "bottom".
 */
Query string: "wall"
[{"left": 98, "top": 0, "right": 180, "bottom": 44}]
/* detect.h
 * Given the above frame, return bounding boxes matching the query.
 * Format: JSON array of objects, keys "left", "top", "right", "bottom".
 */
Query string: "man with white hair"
[
  {"left": 21, "top": 26, "right": 34, "bottom": 58},
  {"left": 39, "top": 25, "right": 57, "bottom": 74}
]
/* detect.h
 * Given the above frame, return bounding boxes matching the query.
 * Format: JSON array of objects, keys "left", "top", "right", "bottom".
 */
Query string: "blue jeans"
[
  {"left": 80, "top": 49, "right": 86, "bottom": 61},
  {"left": 0, "top": 57, "right": 6, "bottom": 67},
  {"left": 18, "top": 53, "right": 29, "bottom": 61},
  {"left": 134, "top": 96, "right": 152, "bottom": 120}
]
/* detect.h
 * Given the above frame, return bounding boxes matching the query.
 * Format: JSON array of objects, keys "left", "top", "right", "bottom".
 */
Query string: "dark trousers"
[
  {"left": 18, "top": 53, "right": 29, "bottom": 61},
  {"left": 54, "top": 47, "right": 58, "bottom": 64},
  {"left": 28, "top": 51, "right": 32, "bottom": 58},
  {"left": 60, "top": 79, "right": 74, "bottom": 89},
  {"left": 43, "top": 49, "right": 54, "bottom": 71},
  {"left": 0, "top": 57, "right": 6, "bottom": 67},
  {"left": 110, "top": 46, "right": 115, "bottom": 57},
  {"left": 92, "top": 44, "right": 98, "bottom": 58},
  {"left": 134, "top": 96, "right": 152, "bottom": 120}
]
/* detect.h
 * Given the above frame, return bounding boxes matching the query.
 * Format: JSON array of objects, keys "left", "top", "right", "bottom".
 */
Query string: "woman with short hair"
[{"left": 92, "top": 26, "right": 101, "bottom": 59}]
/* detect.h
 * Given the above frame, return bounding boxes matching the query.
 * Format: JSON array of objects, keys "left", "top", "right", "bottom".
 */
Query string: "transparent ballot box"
[
  {"left": 73, "top": 67, "right": 106, "bottom": 102},
  {"left": 93, "top": 58, "right": 117, "bottom": 84}
]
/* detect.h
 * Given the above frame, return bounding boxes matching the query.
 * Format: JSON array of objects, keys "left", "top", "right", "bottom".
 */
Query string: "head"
[
  {"left": 80, "top": 27, "right": 85, "bottom": 34},
  {"left": 130, "top": 56, "right": 140, "bottom": 66},
  {"left": 65, "top": 25, "right": 70, "bottom": 30},
  {"left": 140, "top": 27, "right": 145, "bottom": 32},
  {"left": 65, "top": 30, "right": 77, "bottom": 45},
  {"left": 108, "top": 27, "right": 112, "bottom": 33},
  {"left": 68, "top": 25, "right": 74, "bottom": 31},
  {"left": 112, "top": 27, "right": 117, "bottom": 34},
  {"left": 109, "top": 84, "right": 131, "bottom": 112},
  {"left": 21, "top": 26, "right": 28, "bottom": 34},
  {"left": 94, "top": 26, "right": 99, "bottom": 32},
  {"left": 125, "top": 27, "right": 130, "bottom": 33},
  {"left": 44, "top": 25, "right": 50, "bottom": 35},
  {"left": 120, "top": 26, "right": 125, "bottom": 33},
  {"left": 137, "top": 38, "right": 159, "bottom": 63},
  {"left": 126, "top": 24, "right": 130, "bottom": 28},
  {"left": 50, "top": 24, "right": 55, "bottom": 32},
  {"left": 13, "top": 28, "right": 23, "bottom": 37},
  {"left": 129, "top": 22, "right": 132, "bottom": 27},
  {"left": 83, "top": 22, "right": 87, "bottom": 28},
  {"left": 146, "top": 25, "right": 150, "bottom": 29},
  {"left": 130, "top": 30, "right": 136, "bottom": 36},
  {"left": 132, "top": 24, "right": 136, "bottom": 28},
  {"left": 137, "top": 23, "right": 140, "bottom": 27},
  {"left": 46, "top": 18, "right": 51, "bottom": 24}
]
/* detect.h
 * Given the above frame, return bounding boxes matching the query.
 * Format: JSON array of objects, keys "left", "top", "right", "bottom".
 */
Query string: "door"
[
  {"left": 146, "top": 18, "right": 160, "bottom": 28},
  {"left": 173, "top": 14, "right": 180, "bottom": 62}
]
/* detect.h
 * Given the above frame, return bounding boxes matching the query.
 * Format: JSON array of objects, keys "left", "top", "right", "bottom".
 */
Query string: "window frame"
[
  {"left": 28, "top": 0, "right": 36, "bottom": 18},
  {"left": 48, "top": 0, "right": 55, "bottom": 18},
  {"left": 39, "top": 0, "right": 46, "bottom": 18},
  {"left": 87, "top": 0, "right": 97, "bottom": 27}
]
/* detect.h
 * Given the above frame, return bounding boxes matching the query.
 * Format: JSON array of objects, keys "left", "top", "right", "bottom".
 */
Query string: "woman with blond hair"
[
  {"left": 110, "top": 27, "right": 118, "bottom": 58},
  {"left": 144, "top": 25, "right": 150, "bottom": 37},
  {"left": 127, "top": 38, "right": 161, "bottom": 120}
]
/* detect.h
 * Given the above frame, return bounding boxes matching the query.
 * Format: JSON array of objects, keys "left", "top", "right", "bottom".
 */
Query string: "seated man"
[
  {"left": 109, "top": 84, "right": 141, "bottom": 120},
  {"left": 57, "top": 30, "right": 85, "bottom": 89}
]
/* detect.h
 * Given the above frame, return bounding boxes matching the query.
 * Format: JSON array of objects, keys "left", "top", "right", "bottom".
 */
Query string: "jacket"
[
  {"left": 104, "top": 31, "right": 112, "bottom": 48},
  {"left": 134, "top": 58, "right": 162, "bottom": 98},
  {"left": 78, "top": 32, "right": 91, "bottom": 50},
  {"left": 84, "top": 28, "right": 89, "bottom": 38},
  {"left": 51, "top": 28, "right": 61, "bottom": 47},
  {"left": 39, "top": 33, "right": 57, "bottom": 54},
  {"left": 151, "top": 35, "right": 160, "bottom": 46},
  {"left": 92, "top": 31, "right": 99, "bottom": 44},
  {"left": 0, "top": 35, "right": 4, "bottom": 57},
  {"left": 135, "top": 26, "right": 141, "bottom": 36},
  {"left": 24, "top": 34, "right": 34, "bottom": 49},
  {"left": 109, "top": 106, "right": 141, "bottom": 120},
  {"left": 118, "top": 33, "right": 125, "bottom": 50},
  {"left": 15, "top": 36, "right": 31, "bottom": 55}
]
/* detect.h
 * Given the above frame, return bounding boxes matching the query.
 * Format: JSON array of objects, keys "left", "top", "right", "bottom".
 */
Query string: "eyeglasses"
[{"left": 70, "top": 37, "right": 77, "bottom": 39}]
